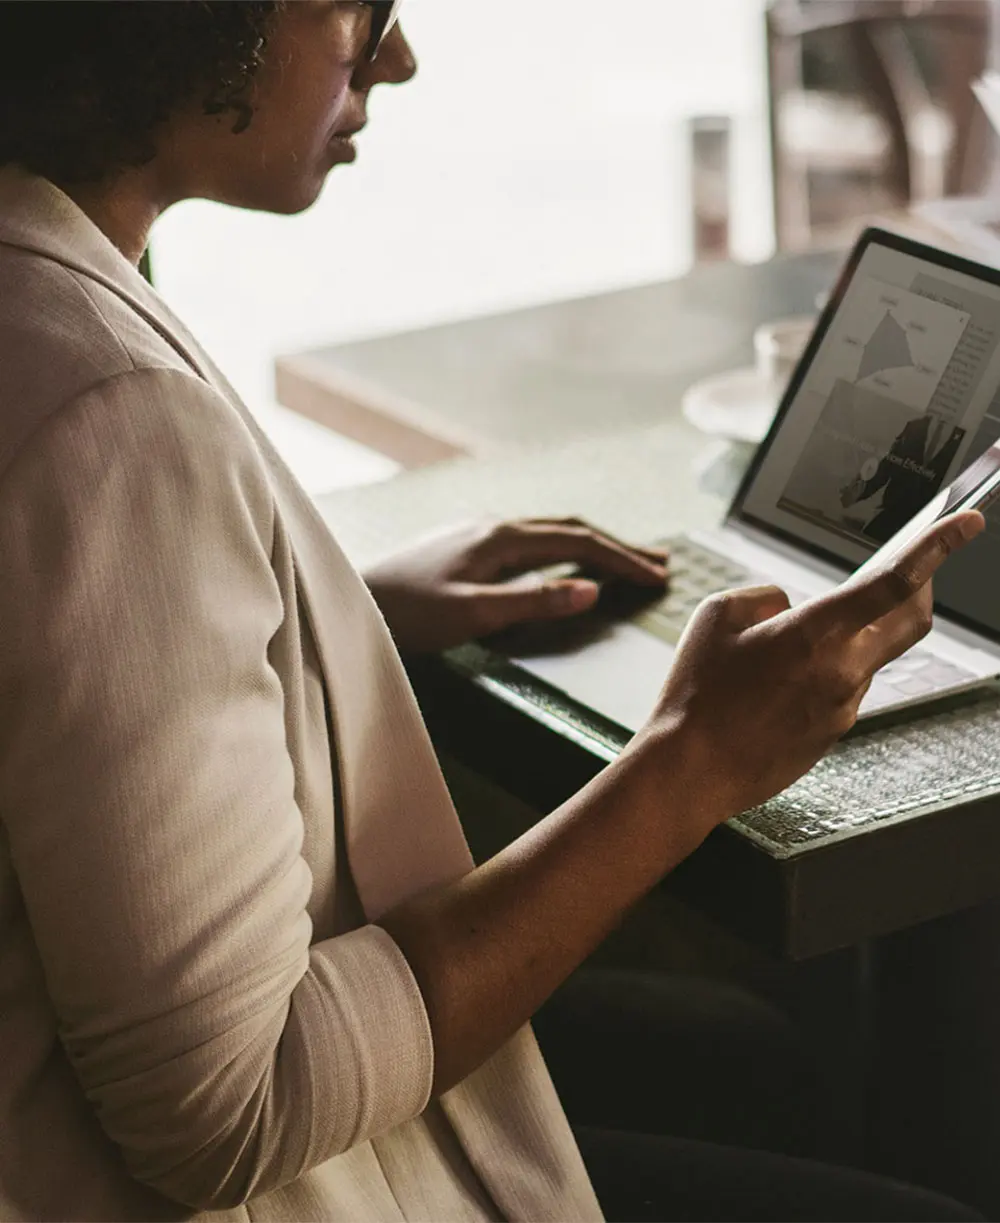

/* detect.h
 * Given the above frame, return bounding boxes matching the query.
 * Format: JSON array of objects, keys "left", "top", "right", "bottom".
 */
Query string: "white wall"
[{"left": 152, "top": 0, "right": 773, "bottom": 491}]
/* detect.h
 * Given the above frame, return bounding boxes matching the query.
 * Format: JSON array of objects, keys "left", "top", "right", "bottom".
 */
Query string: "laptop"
[{"left": 509, "top": 227, "right": 1000, "bottom": 733}]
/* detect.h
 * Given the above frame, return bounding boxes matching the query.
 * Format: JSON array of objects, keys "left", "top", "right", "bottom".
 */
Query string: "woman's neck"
[{"left": 58, "top": 169, "right": 166, "bottom": 267}]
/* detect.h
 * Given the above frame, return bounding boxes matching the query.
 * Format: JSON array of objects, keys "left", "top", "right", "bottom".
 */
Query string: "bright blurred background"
[{"left": 151, "top": 0, "right": 774, "bottom": 492}]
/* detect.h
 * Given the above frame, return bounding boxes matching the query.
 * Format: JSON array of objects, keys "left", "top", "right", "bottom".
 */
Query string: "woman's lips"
[
  {"left": 328, "top": 132, "right": 359, "bottom": 162},
  {"left": 328, "top": 117, "right": 366, "bottom": 162}
]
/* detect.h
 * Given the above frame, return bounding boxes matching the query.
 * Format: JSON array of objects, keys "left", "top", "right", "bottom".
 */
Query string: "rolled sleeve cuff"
[{"left": 296, "top": 924, "right": 435, "bottom": 1159}]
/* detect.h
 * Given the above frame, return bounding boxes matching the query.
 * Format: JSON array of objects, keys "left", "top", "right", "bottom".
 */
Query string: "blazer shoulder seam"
[{"left": 2, "top": 367, "right": 226, "bottom": 483}]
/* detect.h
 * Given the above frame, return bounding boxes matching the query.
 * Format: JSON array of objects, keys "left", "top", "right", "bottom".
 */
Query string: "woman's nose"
[{"left": 357, "top": 24, "right": 417, "bottom": 88}]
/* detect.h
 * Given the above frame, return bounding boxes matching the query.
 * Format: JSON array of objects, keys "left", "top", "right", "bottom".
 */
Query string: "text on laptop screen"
[{"left": 735, "top": 232, "right": 1000, "bottom": 642}]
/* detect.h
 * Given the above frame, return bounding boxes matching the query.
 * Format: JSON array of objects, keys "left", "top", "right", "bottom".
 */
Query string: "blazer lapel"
[
  {"left": 0, "top": 169, "right": 211, "bottom": 384},
  {"left": 140, "top": 295, "right": 478, "bottom": 922},
  {"left": 215, "top": 396, "right": 477, "bottom": 920}
]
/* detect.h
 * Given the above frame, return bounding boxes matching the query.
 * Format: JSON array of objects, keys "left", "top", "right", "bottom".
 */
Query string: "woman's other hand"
[{"left": 363, "top": 517, "right": 667, "bottom": 654}]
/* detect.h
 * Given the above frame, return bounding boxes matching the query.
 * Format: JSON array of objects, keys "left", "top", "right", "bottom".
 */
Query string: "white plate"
[{"left": 681, "top": 366, "right": 784, "bottom": 444}]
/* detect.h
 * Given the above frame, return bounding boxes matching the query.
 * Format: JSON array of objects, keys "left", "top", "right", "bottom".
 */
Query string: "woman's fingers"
[
  {"left": 801, "top": 510, "right": 983, "bottom": 667},
  {"left": 521, "top": 517, "right": 670, "bottom": 564},
  {"left": 487, "top": 520, "right": 668, "bottom": 586}
]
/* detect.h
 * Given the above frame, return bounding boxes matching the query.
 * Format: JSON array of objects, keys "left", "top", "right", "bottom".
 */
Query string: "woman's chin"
[
  {"left": 279, "top": 148, "right": 358, "bottom": 212},
  {"left": 238, "top": 170, "right": 332, "bottom": 216}
]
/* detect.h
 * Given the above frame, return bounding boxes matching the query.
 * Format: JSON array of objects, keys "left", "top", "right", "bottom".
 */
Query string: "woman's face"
[{"left": 167, "top": 1, "right": 416, "bottom": 214}]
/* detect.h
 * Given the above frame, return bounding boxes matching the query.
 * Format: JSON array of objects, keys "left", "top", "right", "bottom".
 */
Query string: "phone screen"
[
  {"left": 940, "top": 442, "right": 1000, "bottom": 516},
  {"left": 848, "top": 442, "right": 1000, "bottom": 583}
]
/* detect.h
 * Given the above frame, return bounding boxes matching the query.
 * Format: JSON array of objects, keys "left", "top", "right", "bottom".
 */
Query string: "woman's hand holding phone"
[{"left": 632, "top": 509, "right": 985, "bottom": 829}]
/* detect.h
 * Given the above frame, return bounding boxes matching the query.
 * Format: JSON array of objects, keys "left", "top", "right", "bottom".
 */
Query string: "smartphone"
[{"left": 848, "top": 439, "right": 1000, "bottom": 583}]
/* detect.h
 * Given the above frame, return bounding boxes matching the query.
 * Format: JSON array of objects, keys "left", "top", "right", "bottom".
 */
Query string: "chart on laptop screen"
[{"left": 776, "top": 279, "right": 971, "bottom": 548}]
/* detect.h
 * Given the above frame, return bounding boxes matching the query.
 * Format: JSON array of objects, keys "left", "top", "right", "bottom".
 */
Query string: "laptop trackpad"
[{"left": 510, "top": 620, "right": 674, "bottom": 736}]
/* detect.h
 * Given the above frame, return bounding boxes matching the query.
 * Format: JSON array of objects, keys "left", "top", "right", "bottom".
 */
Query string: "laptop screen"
[{"left": 732, "top": 228, "right": 1000, "bottom": 644}]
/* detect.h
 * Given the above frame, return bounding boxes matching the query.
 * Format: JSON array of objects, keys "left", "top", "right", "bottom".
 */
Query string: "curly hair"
[{"left": 0, "top": 1, "right": 284, "bottom": 185}]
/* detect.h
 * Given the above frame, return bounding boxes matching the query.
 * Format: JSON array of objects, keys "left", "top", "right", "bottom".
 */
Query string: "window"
[{"left": 152, "top": 0, "right": 771, "bottom": 492}]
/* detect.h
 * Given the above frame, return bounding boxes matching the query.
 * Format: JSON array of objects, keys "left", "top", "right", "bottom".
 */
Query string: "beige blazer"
[{"left": 0, "top": 169, "right": 601, "bottom": 1223}]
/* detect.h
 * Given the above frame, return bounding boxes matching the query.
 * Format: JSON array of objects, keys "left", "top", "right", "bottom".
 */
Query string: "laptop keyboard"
[
  {"left": 633, "top": 537, "right": 752, "bottom": 645},
  {"left": 638, "top": 536, "right": 976, "bottom": 700}
]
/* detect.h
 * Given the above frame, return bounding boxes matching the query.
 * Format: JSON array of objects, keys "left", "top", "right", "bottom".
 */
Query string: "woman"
[{"left": 0, "top": 4, "right": 983, "bottom": 1220}]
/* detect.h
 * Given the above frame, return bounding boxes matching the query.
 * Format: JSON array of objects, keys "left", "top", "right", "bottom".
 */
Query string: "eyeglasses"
[{"left": 363, "top": 0, "right": 404, "bottom": 63}]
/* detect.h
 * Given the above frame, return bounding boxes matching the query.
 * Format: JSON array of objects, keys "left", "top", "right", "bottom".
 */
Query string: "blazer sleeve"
[{"left": 0, "top": 368, "right": 434, "bottom": 1209}]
